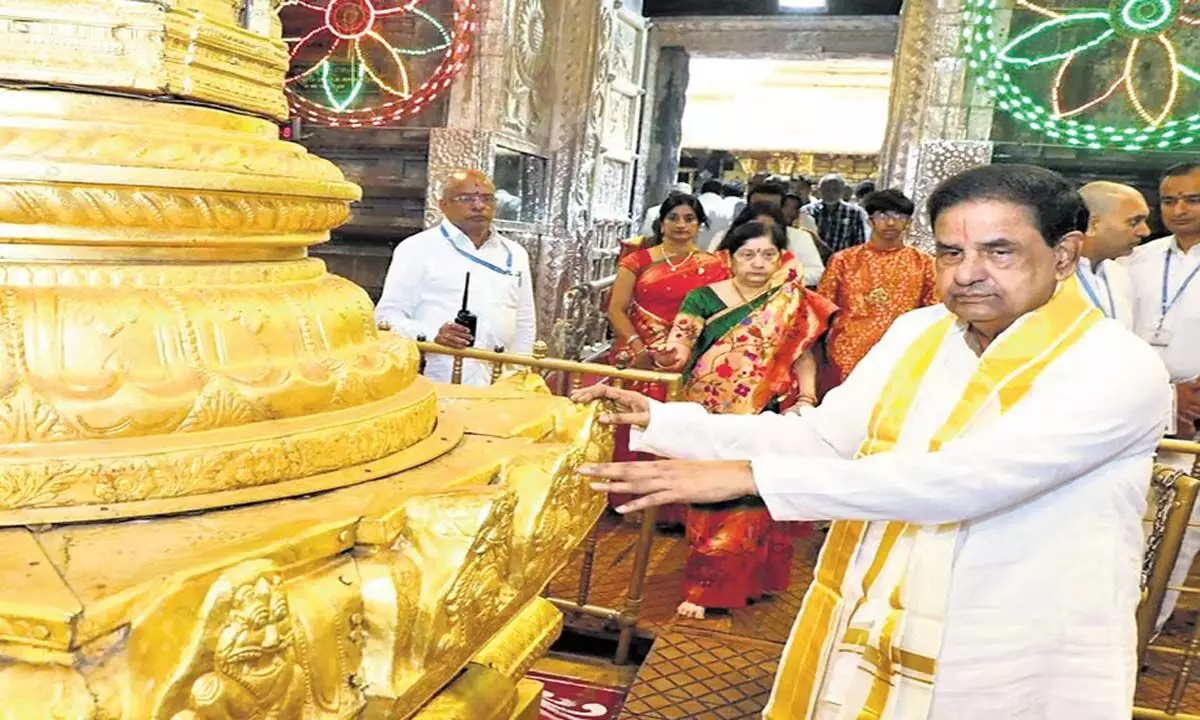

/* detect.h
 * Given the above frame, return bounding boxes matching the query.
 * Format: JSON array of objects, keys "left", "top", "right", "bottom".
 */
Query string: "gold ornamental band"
[
  {"left": 0, "top": 240, "right": 309, "bottom": 263},
  {"left": 0, "top": 91, "right": 332, "bottom": 179},
  {"left": 0, "top": 0, "right": 289, "bottom": 120},
  {"left": 0, "top": 378, "right": 442, "bottom": 525}
]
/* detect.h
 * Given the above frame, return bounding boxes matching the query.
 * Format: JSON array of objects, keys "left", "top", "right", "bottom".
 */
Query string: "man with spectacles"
[
  {"left": 816, "top": 188, "right": 939, "bottom": 389},
  {"left": 1124, "top": 162, "right": 1200, "bottom": 633},
  {"left": 375, "top": 168, "right": 536, "bottom": 385}
]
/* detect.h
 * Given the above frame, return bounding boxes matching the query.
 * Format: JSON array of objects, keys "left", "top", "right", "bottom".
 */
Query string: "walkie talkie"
[{"left": 455, "top": 272, "right": 478, "bottom": 345}]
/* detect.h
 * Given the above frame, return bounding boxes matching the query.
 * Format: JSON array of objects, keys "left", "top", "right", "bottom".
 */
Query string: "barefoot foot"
[{"left": 677, "top": 601, "right": 706, "bottom": 619}]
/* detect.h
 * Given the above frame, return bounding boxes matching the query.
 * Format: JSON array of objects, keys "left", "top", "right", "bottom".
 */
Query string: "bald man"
[
  {"left": 375, "top": 169, "right": 536, "bottom": 385},
  {"left": 1077, "top": 181, "right": 1151, "bottom": 329}
]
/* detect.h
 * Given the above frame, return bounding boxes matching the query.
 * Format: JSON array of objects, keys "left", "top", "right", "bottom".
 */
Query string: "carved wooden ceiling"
[{"left": 641, "top": 0, "right": 903, "bottom": 16}]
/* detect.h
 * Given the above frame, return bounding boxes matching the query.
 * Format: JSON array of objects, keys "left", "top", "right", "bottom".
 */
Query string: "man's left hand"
[{"left": 579, "top": 460, "right": 757, "bottom": 514}]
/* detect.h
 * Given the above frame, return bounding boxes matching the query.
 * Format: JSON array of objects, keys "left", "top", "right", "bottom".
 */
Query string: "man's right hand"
[
  {"left": 434, "top": 322, "right": 474, "bottom": 349},
  {"left": 570, "top": 384, "right": 651, "bottom": 428}
]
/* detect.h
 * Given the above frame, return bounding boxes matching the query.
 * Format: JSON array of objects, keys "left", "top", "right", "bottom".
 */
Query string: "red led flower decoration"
[{"left": 281, "top": 0, "right": 477, "bottom": 127}]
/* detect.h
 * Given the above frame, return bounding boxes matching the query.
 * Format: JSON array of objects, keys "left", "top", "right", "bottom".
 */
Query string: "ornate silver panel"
[
  {"left": 424, "top": 128, "right": 496, "bottom": 227},
  {"left": 908, "top": 139, "right": 994, "bottom": 252}
]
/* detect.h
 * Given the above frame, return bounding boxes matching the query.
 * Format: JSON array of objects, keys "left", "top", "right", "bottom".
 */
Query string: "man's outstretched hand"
[
  {"left": 570, "top": 383, "right": 652, "bottom": 428},
  {"left": 579, "top": 460, "right": 757, "bottom": 514}
]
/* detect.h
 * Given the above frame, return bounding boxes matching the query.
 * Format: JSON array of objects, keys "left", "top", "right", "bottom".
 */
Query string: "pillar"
[{"left": 643, "top": 46, "right": 691, "bottom": 210}]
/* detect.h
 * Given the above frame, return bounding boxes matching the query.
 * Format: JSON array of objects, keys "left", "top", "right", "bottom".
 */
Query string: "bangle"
[{"left": 796, "top": 393, "right": 818, "bottom": 407}]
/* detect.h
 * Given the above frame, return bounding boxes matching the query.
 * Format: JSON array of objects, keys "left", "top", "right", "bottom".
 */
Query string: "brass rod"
[
  {"left": 1146, "top": 645, "right": 1192, "bottom": 657},
  {"left": 615, "top": 506, "right": 658, "bottom": 665},
  {"left": 1141, "top": 476, "right": 1200, "bottom": 661},
  {"left": 576, "top": 524, "right": 601, "bottom": 606},
  {"left": 451, "top": 355, "right": 464, "bottom": 385},
  {"left": 1134, "top": 707, "right": 1200, "bottom": 719},
  {"left": 1168, "top": 591, "right": 1200, "bottom": 712},
  {"left": 489, "top": 344, "right": 505, "bottom": 384},
  {"left": 415, "top": 341, "right": 680, "bottom": 387},
  {"left": 545, "top": 597, "right": 623, "bottom": 623},
  {"left": 1159, "top": 438, "right": 1200, "bottom": 456}
]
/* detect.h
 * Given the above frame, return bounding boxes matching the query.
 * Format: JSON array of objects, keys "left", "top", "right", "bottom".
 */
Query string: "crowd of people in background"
[
  {"left": 601, "top": 162, "right": 1200, "bottom": 622},
  {"left": 373, "top": 161, "right": 1200, "bottom": 627}
]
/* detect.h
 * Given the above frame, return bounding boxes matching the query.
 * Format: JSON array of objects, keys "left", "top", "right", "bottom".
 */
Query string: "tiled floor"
[
  {"left": 618, "top": 630, "right": 782, "bottom": 720},
  {"left": 547, "top": 514, "right": 1200, "bottom": 718},
  {"left": 546, "top": 515, "right": 818, "bottom": 644}
]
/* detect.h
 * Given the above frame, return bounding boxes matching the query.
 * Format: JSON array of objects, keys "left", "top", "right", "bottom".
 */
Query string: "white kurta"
[
  {"left": 699, "top": 191, "right": 734, "bottom": 250},
  {"left": 1125, "top": 236, "right": 1200, "bottom": 628},
  {"left": 631, "top": 304, "right": 1171, "bottom": 719},
  {"left": 1077, "top": 257, "right": 1135, "bottom": 329},
  {"left": 374, "top": 219, "right": 536, "bottom": 386},
  {"left": 1125, "top": 236, "right": 1200, "bottom": 385}
]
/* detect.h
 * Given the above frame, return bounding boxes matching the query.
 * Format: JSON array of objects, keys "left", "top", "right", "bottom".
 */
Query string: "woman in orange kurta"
[
  {"left": 607, "top": 195, "right": 729, "bottom": 524},
  {"left": 816, "top": 189, "right": 938, "bottom": 390},
  {"left": 652, "top": 222, "right": 835, "bottom": 618}
]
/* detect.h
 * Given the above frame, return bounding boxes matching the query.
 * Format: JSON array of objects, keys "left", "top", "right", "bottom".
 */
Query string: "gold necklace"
[
  {"left": 663, "top": 247, "right": 699, "bottom": 273},
  {"left": 864, "top": 245, "right": 893, "bottom": 305},
  {"left": 731, "top": 279, "right": 768, "bottom": 304}
]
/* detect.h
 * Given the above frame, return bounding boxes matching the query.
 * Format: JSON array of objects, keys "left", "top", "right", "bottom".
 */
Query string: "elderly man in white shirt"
[
  {"left": 574, "top": 164, "right": 1170, "bottom": 719},
  {"left": 375, "top": 169, "right": 536, "bottom": 386},
  {"left": 1075, "top": 181, "right": 1150, "bottom": 328},
  {"left": 1124, "top": 162, "right": 1200, "bottom": 631}
]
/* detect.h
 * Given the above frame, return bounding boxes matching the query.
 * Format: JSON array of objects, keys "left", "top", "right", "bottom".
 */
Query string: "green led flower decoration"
[{"left": 963, "top": 0, "right": 1200, "bottom": 151}]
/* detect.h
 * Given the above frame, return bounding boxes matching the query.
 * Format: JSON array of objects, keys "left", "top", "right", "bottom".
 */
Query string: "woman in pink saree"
[{"left": 652, "top": 222, "right": 836, "bottom": 618}]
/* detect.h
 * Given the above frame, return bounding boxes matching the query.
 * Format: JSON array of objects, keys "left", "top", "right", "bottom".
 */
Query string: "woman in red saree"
[
  {"left": 607, "top": 194, "right": 728, "bottom": 524},
  {"left": 651, "top": 221, "right": 836, "bottom": 619}
]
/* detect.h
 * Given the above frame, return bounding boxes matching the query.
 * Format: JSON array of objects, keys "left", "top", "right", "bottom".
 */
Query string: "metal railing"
[
  {"left": 406, "top": 336, "right": 681, "bottom": 665},
  {"left": 399, "top": 324, "right": 1200, "bottom": 696},
  {"left": 552, "top": 273, "right": 617, "bottom": 363},
  {"left": 1136, "top": 441, "right": 1200, "bottom": 719}
]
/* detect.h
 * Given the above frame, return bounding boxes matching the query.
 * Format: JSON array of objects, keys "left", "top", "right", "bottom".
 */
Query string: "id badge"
[{"left": 1150, "top": 326, "right": 1173, "bottom": 347}]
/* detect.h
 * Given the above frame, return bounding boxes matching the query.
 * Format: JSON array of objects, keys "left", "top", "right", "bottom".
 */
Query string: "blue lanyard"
[
  {"left": 1160, "top": 249, "right": 1200, "bottom": 325},
  {"left": 1075, "top": 264, "right": 1115, "bottom": 318},
  {"left": 440, "top": 225, "right": 518, "bottom": 283}
]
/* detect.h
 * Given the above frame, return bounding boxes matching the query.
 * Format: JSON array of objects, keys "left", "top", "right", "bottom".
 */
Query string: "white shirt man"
[
  {"left": 578, "top": 165, "right": 1171, "bottom": 719},
  {"left": 1127, "top": 234, "right": 1200, "bottom": 394},
  {"left": 1077, "top": 181, "right": 1150, "bottom": 330},
  {"left": 375, "top": 171, "right": 536, "bottom": 386},
  {"left": 1130, "top": 233, "right": 1200, "bottom": 630},
  {"left": 1077, "top": 256, "right": 1136, "bottom": 329},
  {"left": 1123, "top": 167, "right": 1200, "bottom": 630},
  {"left": 697, "top": 182, "right": 734, "bottom": 250}
]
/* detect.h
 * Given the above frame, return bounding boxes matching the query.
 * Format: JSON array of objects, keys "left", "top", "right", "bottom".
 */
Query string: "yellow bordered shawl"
[{"left": 763, "top": 275, "right": 1100, "bottom": 719}]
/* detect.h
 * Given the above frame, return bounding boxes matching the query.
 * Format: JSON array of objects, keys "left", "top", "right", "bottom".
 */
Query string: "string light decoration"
[
  {"left": 963, "top": 0, "right": 1200, "bottom": 152},
  {"left": 282, "top": 0, "right": 477, "bottom": 127}
]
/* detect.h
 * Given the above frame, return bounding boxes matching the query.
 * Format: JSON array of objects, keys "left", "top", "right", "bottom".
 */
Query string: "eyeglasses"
[
  {"left": 733, "top": 248, "right": 781, "bottom": 262},
  {"left": 871, "top": 212, "right": 910, "bottom": 223},
  {"left": 450, "top": 193, "right": 497, "bottom": 205}
]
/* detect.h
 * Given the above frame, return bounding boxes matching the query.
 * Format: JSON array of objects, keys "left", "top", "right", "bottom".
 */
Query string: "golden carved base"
[
  {"left": 0, "top": 8, "right": 604, "bottom": 717},
  {"left": 0, "top": 389, "right": 613, "bottom": 719}
]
